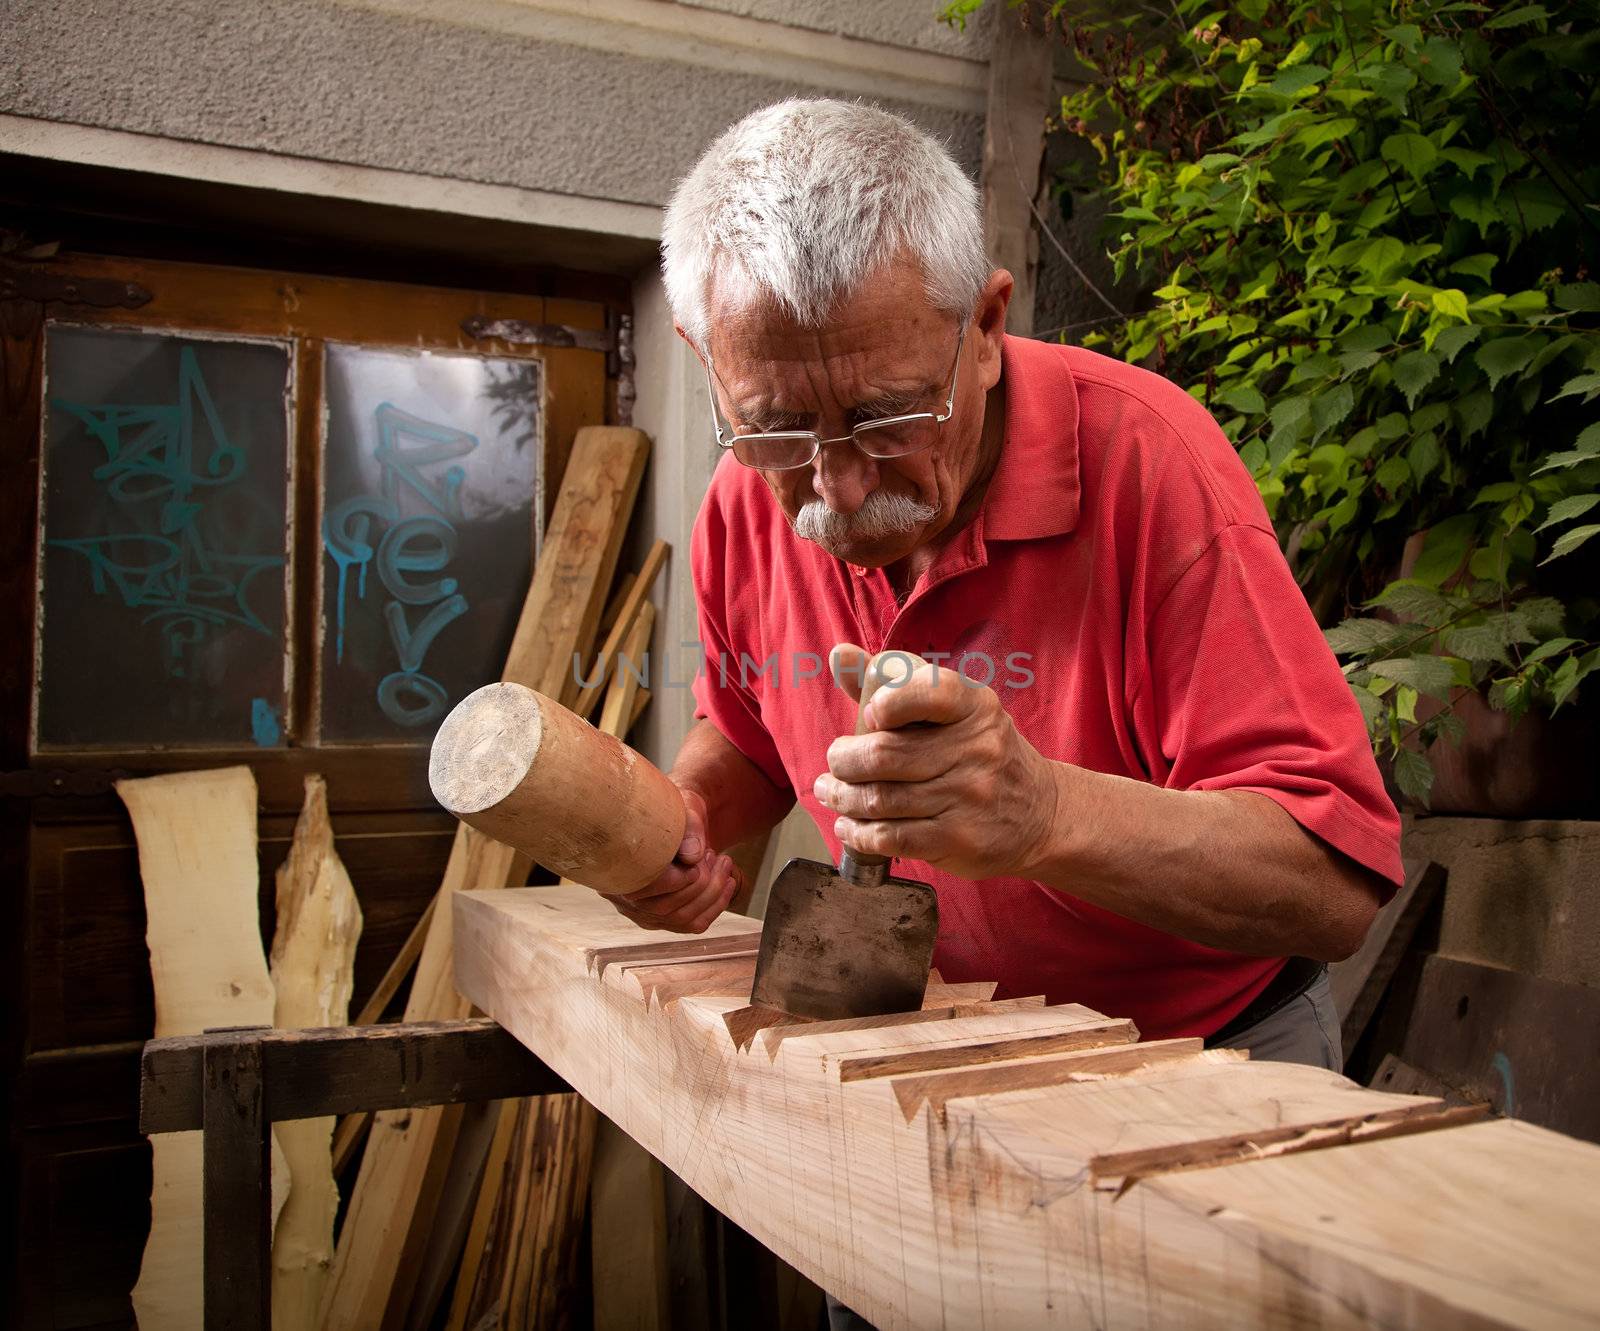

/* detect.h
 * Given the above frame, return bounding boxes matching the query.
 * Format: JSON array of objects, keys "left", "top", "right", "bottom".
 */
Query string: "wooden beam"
[
  {"left": 321, "top": 426, "right": 648, "bottom": 1330},
  {"left": 454, "top": 884, "right": 1600, "bottom": 1330},
  {"left": 203, "top": 1030, "right": 272, "bottom": 1331},
  {"left": 141, "top": 1020, "right": 570, "bottom": 1134},
  {"left": 980, "top": 2, "right": 1054, "bottom": 334}
]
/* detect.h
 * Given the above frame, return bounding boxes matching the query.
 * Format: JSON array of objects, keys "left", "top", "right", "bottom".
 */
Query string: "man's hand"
[
  {"left": 815, "top": 656, "right": 1060, "bottom": 880},
  {"left": 601, "top": 786, "right": 744, "bottom": 933}
]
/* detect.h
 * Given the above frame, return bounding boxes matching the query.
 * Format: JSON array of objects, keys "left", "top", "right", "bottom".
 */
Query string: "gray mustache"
[{"left": 794, "top": 492, "right": 940, "bottom": 543}]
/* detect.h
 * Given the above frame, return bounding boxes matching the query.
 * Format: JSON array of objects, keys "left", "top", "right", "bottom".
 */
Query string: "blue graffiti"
[
  {"left": 49, "top": 345, "right": 285, "bottom": 682},
  {"left": 250, "top": 697, "right": 281, "bottom": 747},
  {"left": 324, "top": 401, "right": 476, "bottom": 728}
]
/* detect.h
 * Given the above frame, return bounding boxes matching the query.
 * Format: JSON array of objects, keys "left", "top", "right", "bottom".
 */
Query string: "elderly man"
[{"left": 609, "top": 98, "right": 1400, "bottom": 1073}]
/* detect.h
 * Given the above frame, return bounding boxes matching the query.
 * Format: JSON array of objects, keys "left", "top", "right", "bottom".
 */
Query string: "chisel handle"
[
  {"left": 428, "top": 681, "right": 685, "bottom": 894},
  {"left": 831, "top": 645, "right": 934, "bottom": 883}
]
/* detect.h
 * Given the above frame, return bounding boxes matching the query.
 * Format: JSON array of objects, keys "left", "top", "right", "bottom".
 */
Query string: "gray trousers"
[{"left": 823, "top": 975, "right": 1343, "bottom": 1330}]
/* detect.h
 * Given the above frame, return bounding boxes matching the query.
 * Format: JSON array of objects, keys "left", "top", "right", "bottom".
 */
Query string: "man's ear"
[
  {"left": 974, "top": 268, "right": 1014, "bottom": 387},
  {"left": 674, "top": 323, "right": 709, "bottom": 369}
]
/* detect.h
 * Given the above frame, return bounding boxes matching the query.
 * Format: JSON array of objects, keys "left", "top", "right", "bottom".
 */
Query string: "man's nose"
[{"left": 811, "top": 439, "right": 878, "bottom": 514}]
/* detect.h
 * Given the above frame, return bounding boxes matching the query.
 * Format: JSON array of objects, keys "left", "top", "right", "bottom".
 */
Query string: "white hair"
[{"left": 662, "top": 98, "right": 989, "bottom": 347}]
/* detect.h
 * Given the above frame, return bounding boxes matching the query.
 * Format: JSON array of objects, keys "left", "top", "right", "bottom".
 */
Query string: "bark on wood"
[{"left": 268, "top": 775, "right": 362, "bottom": 1331}]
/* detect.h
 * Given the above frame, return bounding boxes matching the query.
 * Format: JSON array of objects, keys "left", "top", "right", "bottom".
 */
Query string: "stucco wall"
[
  {"left": 1, "top": 0, "right": 983, "bottom": 208},
  {"left": 676, "top": 0, "right": 995, "bottom": 57}
]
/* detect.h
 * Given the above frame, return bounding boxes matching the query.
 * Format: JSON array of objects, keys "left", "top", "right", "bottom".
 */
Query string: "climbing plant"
[{"left": 944, "top": 0, "right": 1600, "bottom": 805}]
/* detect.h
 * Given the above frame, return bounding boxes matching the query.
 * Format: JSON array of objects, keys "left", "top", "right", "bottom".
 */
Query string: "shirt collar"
[{"left": 979, "top": 333, "right": 1082, "bottom": 541}]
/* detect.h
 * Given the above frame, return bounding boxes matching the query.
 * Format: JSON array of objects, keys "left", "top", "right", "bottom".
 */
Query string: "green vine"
[{"left": 945, "top": 0, "right": 1600, "bottom": 806}]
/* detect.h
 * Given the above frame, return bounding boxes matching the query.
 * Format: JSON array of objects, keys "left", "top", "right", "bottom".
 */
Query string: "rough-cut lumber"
[
  {"left": 453, "top": 602, "right": 662, "bottom": 1330},
  {"left": 322, "top": 425, "right": 649, "bottom": 1331},
  {"left": 268, "top": 776, "right": 362, "bottom": 1331},
  {"left": 575, "top": 538, "right": 668, "bottom": 720},
  {"left": 120, "top": 766, "right": 286, "bottom": 1331},
  {"left": 455, "top": 885, "right": 1600, "bottom": 1330}
]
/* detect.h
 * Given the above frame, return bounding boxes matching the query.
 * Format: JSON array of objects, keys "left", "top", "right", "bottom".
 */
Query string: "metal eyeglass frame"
[{"left": 704, "top": 324, "right": 967, "bottom": 470}]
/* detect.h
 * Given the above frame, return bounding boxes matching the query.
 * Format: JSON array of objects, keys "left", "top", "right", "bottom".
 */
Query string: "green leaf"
[
  {"left": 1524, "top": 638, "right": 1578, "bottom": 665},
  {"left": 1217, "top": 384, "right": 1266, "bottom": 414},
  {"left": 1369, "top": 579, "right": 1456, "bottom": 625},
  {"left": 1350, "top": 682, "right": 1388, "bottom": 731},
  {"left": 1393, "top": 747, "right": 1435, "bottom": 807},
  {"left": 1382, "top": 24, "right": 1423, "bottom": 52},
  {"left": 1326, "top": 617, "right": 1409, "bottom": 656},
  {"left": 1375, "top": 456, "right": 1411, "bottom": 492},
  {"left": 1368, "top": 655, "right": 1459, "bottom": 701},
  {"left": 1484, "top": 3, "right": 1548, "bottom": 28},
  {"left": 1356, "top": 236, "right": 1405, "bottom": 279},
  {"left": 1433, "top": 325, "right": 1481, "bottom": 364},
  {"left": 1554, "top": 282, "right": 1600, "bottom": 313},
  {"left": 1417, "top": 37, "right": 1463, "bottom": 87},
  {"left": 1393, "top": 350, "right": 1441, "bottom": 407},
  {"left": 1411, "top": 515, "right": 1479, "bottom": 586},
  {"left": 1432, "top": 289, "right": 1471, "bottom": 323},
  {"left": 1443, "top": 623, "right": 1512, "bottom": 666},
  {"left": 1541, "top": 523, "right": 1600, "bottom": 563},
  {"left": 1475, "top": 336, "right": 1539, "bottom": 389},
  {"left": 1268, "top": 63, "right": 1330, "bottom": 96},
  {"left": 1456, "top": 390, "right": 1493, "bottom": 441},
  {"left": 1382, "top": 132, "right": 1438, "bottom": 180},
  {"left": 1312, "top": 384, "right": 1355, "bottom": 440},
  {"left": 1549, "top": 374, "right": 1600, "bottom": 404},
  {"left": 1408, "top": 431, "right": 1442, "bottom": 485},
  {"left": 1296, "top": 117, "right": 1359, "bottom": 149},
  {"left": 1440, "top": 152, "right": 1496, "bottom": 183},
  {"left": 1538, "top": 493, "right": 1600, "bottom": 531}
]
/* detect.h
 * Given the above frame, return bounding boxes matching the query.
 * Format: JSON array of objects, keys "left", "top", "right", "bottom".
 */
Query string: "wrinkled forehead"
[{"left": 704, "top": 259, "right": 957, "bottom": 414}]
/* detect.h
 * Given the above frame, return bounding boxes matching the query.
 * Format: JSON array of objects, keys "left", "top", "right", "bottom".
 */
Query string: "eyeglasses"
[{"left": 704, "top": 325, "right": 967, "bottom": 471}]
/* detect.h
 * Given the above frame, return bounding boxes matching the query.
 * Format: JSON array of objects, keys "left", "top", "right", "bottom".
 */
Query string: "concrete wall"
[{"left": 1404, "top": 816, "right": 1600, "bottom": 989}]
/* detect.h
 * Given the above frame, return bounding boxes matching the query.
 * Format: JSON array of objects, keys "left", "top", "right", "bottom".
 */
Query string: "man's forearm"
[
  {"left": 1026, "top": 763, "right": 1385, "bottom": 962},
  {"left": 670, "top": 718, "right": 795, "bottom": 852}
]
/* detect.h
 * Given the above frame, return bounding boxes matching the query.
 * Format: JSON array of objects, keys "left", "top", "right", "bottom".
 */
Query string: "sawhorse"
[{"left": 139, "top": 1018, "right": 570, "bottom": 1329}]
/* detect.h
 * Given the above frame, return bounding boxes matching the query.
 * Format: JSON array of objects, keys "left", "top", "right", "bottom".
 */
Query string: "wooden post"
[
  {"left": 980, "top": 3, "right": 1056, "bottom": 334},
  {"left": 202, "top": 1027, "right": 271, "bottom": 1331}
]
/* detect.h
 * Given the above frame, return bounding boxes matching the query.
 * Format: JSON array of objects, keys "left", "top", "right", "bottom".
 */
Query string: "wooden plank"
[
  {"left": 321, "top": 425, "right": 648, "bottom": 1331},
  {"left": 1370, "top": 1052, "right": 1487, "bottom": 1107},
  {"left": 574, "top": 539, "right": 669, "bottom": 720},
  {"left": 140, "top": 1020, "right": 571, "bottom": 1134},
  {"left": 119, "top": 766, "right": 284, "bottom": 1331},
  {"left": 453, "top": 883, "right": 1600, "bottom": 1331},
  {"left": 268, "top": 775, "right": 362, "bottom": 1330},
  {"left": 1330, "top": 858, "right": 1446, "bottom": 1057},
  {"left": 1400, "top": 953, "right": 1600, "bottom": 1143},
  {"left": 591, "top": 1115, "right": 670, "bottom": 1331},
  {"left": 330, "top": 892, "right": 436, "bottom": 1177},
  {"left": 203, "top": 1030, "right": 272, "bottom": 1331},
  {"left": 443, "top": 1097, "right": 520, "bottom": 1331}
]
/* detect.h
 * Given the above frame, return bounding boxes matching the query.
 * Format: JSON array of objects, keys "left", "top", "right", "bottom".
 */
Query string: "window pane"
[
  {"left": 319, "top": 344, "right": 541, "bottom": 742},
  {"left": 36, "top": 325, "right": 292, "bottom": 750}
]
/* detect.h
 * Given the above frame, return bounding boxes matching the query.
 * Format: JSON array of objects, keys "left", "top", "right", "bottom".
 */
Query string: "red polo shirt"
[{"left": 690, "top": 334, "right": 1402, "bottom": 1040}]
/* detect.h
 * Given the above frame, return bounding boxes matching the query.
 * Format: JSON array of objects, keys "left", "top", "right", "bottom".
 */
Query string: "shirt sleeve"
[
  {"left": 1138, "top": 522, "right": 1404, "bottom": 887},
  {"left": 689, "top": 479, "right": 792, "bottom": 793}
]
